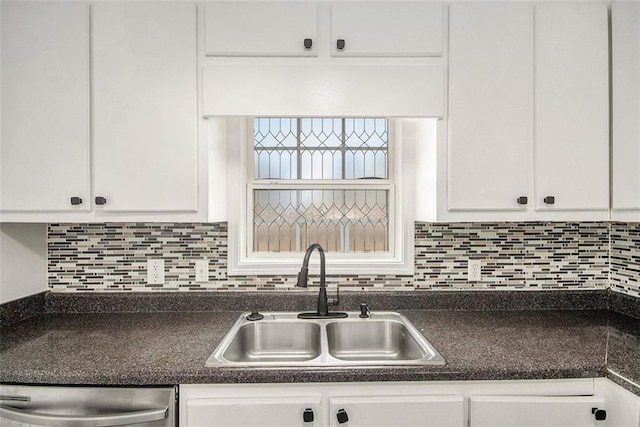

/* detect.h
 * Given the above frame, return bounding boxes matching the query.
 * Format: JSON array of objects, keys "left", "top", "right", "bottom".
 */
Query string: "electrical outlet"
[
  {"left": 147, "top": 259, "right": 165, "bottom": 285},
  {"left": 468, "top": 260, "right": 481, "bottom": 282},
  {"left": 195, "top": 260, "right": 209, "bottom": 283}
]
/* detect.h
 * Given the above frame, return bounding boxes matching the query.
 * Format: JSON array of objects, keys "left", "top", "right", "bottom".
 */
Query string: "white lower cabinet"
[
  {"left": 182, "top": 394, "right": 463, "bottom": 427},
  {"left": 180, "top": 383, "right": 465, "bottom": 427},
  {"left": 180, "top": 379, "right": 640, "bottom": 427},
  {"left": 328, "top": 396, "right": 464, "bottom": 427},
  {"left": 185, "top": 396, "right": 322, "bottom": 427},
  {"left": 470, "top": 395, "right": 605, "bottom": 427}
]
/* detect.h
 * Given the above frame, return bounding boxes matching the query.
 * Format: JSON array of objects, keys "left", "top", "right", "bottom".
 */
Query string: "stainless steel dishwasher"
[{"left": 0, "top": 385, "right": 176, "bottom": 426}]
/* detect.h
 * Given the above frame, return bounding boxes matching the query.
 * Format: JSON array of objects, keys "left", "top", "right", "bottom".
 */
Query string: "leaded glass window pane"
[
  {"left": 253, "top": 189, "right": 389, "bottom": 253},
  {"left": 253, "top": 118, "right": 388, "bottom": 180},
  {"left": 252, "top": 118, "right": 391, "bottom": 254}
]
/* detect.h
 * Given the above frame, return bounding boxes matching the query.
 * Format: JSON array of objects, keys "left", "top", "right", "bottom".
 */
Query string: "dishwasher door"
[{"left": 0, "top": 385, "right": 176, "bottom": 427}]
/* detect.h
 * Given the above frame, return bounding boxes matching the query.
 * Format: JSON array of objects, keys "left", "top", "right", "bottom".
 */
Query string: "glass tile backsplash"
[{"left": 47, "top": 222, "right": 639, "bottom": 298}]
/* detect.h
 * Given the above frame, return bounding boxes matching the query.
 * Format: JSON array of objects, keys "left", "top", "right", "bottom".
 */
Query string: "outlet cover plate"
[
  {"left": 468, "top": 260, "right": 481, "bottom": 282},
  {"left": 147, "top": 259, "right": 165, "bottom": 285},
  {"left": 195, "top": 260, "right": 209, "bottom": 282}
]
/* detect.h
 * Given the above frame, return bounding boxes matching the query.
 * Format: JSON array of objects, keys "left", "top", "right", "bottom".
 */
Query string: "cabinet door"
[
  {"left": 0, "top": 3, "right": 90, "bottom": 211},
  {"left": 184, "top": 397, "right": 322, "bottom": 427},
  {"left": 93, "top": 3, "right": 198, "bottom": 211},
  {"left": 470, "top": 396, "right": 605, "bottom": 427},
  {"left": 330, "top": 3, "right": 443, "bottom": 57},
  {"left": 447, "top": 3, "right": 532, "bottom": 211},
  {"left": 535, "top": 4, "right": 609, "bottom": 212},
  {"left": 204, "top": 2, "right": 318, "bottom": 56},
  {"left": 612, "top": 2, "right": 640, "bottom": 216},
  {"left": 329, "top": 396, "right": 465, "bottom": 427}
]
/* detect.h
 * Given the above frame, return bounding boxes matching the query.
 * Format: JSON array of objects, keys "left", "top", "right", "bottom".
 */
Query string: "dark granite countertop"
[
  {"left": 0, "top": 309, "right": 615, "bottom": 386},
  {"left": 1, "top": 291, "right": 638, "bottom": 393}
]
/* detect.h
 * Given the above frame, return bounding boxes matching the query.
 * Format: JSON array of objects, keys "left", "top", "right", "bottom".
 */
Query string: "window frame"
[{"left": 227, "top": 117, "right": 414, "bottom": 276}]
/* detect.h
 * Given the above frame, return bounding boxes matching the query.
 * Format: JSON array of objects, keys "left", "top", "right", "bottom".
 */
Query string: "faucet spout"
[
  {"left": 296, "top": 243, "right": 347, "bottom": 319},
  {"left": 296, "top": 243, "right": 325, "bottom": 289}
]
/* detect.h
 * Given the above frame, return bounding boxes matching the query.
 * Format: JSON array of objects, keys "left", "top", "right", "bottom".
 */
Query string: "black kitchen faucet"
[{"left": 296, "top": 243, "right": 348, "bottom": 319}]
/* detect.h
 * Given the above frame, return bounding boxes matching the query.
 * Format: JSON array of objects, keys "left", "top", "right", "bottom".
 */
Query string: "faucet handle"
[{"left": 327, "top": 285, "right": 340, "bottom": 307}]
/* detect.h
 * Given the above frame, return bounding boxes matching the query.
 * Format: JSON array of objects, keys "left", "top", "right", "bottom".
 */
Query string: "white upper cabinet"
[
  {"left": 447, "top": 3, "right": 533, "bottom": 212},
  {"left": 0, "top": 2, "right": 90, "bottom": 212},
  {"left": 204, "top": 2, "right": 443, "bottom": 58},
  {"left": 534, "top": 3, "right": 609, "bottom": 213},
  {"left": 204, "top": 2, "right": 318, "bottom": 57},
  {"left": 612, "top": 1, "right": 640, "bottom": 220},
  {"left": 330, "top": 3, "right": 443, "bottom": 57},
  {"left": 202, "top": 2, "right": 445, "bottom": 117},
  {"left": 443, "top": 2, "right": 610, "bottom": 221},
  {"left": 93, "top": 2, "right": 198, "bottom": 212}
]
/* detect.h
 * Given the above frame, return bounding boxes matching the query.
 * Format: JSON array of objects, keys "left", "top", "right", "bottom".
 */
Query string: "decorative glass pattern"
[
  {"left": 253, "top": 189, "right": 389, "bottom": 252},
  {"left": 253, "top": 118, "right": 389, "bottom": 180},
  {"left": 252, "top": 118, "right": 390, "bottom": 253}
]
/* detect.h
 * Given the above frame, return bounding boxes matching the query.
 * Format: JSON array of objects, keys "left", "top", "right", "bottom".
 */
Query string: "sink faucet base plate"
[{"left": 297, "top": 312, "right": 348, "bottom": 319}]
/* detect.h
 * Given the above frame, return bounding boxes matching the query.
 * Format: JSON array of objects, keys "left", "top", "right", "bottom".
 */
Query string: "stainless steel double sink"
[{"left": 205, "top": 312, "right": 445, "bottom": 367}]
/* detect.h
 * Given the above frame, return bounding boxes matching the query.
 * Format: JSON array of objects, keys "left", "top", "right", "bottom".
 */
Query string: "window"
[
  {"left": 224, "top": 117, "right": 416, "bottom": 275},
  {"left": 251, "top": 118, "right": 391, "bottom": 253}
]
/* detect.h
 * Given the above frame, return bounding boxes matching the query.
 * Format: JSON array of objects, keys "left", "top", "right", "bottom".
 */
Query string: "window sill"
[{"left": 227, "top": 252, "right": 415, "bottom": 277}]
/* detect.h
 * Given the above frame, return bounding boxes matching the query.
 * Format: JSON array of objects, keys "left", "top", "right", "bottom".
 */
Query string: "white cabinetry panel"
[
  {"left": 470, "top": 395, "right": 605, "bottom": 427},
  {"left": 202, "top": 2, "right": 445, "bottom": 117},
  {"left": 330, "top": 3, "right": 443, "bottom": 57},
  {"left": 447, "top": 3, "right": 532, "bottom": 211},
  {"left": 185, "top": 397, "right": 322, "bottom": 427},
  {"left": 0, "top": 2, "right": 89, "bottom": 211},
  {"left": 204, "top": 2, "right": 318, "bottom": 57},
  {"left": 535, "top": 3, "right": 609, "bottom": 212},
  {"left": 182, "top": 380, "right": 625, "bottom": 427},
  {"left": 203, "top": 59, "right": 444, "bottom": 117},
  {"left": 328, "top": 395, "right": 465, "bottom": 427},
  {"left": 93, "top": 2, "right": 198, "bottom": 212},
  {"left": 612, "top": 2, "right": 640, "bottom": 218},
  {"left": 444, "top": 2, "right": 610, "bottom": 221}
]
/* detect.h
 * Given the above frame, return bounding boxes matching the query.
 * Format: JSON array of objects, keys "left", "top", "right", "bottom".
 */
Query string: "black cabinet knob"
[
  {"left": 304, "top": 38, "right": 312, "bottom": 49},
  {"left": 303, "top": 408, "right": 314, "bottom": 422},
  {"left": 517, "top": 196, "right": 528, "bottom": 205},
  {"left": 336, "top": 408, "right": 349, "bottom": 424},
  {"left": 592, "top": 408, "right": 607, "bottom": 421},
  {"left": 95, "top": 196, "right": 107, "bottom": 205},
  {"left": 543, "top": 196, "right": 555, "bottom": 205},
  {"left": 70, "top": 196, "right": 83, "bottom": 206},
  {"left": 336, "top": 39, "right": 346, "bottom": 50}
]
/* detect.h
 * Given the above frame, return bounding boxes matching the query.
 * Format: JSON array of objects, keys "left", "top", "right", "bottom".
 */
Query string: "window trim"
[{"left": 226, "top": 117, "right": 414, "bottom": 276}]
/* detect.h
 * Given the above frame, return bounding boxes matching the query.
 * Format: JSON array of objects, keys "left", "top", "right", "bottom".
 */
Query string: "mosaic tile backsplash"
[
  {"left": 611, "top": 222, "right": 640, "bottom": 298},
  {"left": 48, "top": 221, "right": 621, "bottom": 293}
]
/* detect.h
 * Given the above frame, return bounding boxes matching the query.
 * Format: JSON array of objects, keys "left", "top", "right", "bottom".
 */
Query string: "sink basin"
[
  {"left": 222, "top": 321, "right": 321, "bottom": 363},
  {"left": 326, "top": 320, "right": 429, "bottom": 361},
  {"left": 206, "top": 312, "right": 445, "bottom": 367}
]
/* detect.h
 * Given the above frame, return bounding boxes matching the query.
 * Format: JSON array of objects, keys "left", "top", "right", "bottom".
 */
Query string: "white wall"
[{"left": 0, "top": 223, "right": 47, "bottom": 303}]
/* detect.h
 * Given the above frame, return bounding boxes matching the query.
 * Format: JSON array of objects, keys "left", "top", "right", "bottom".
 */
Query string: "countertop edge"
[{"left": 0, "top": 366, "right": 608, "bottom": 387}]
